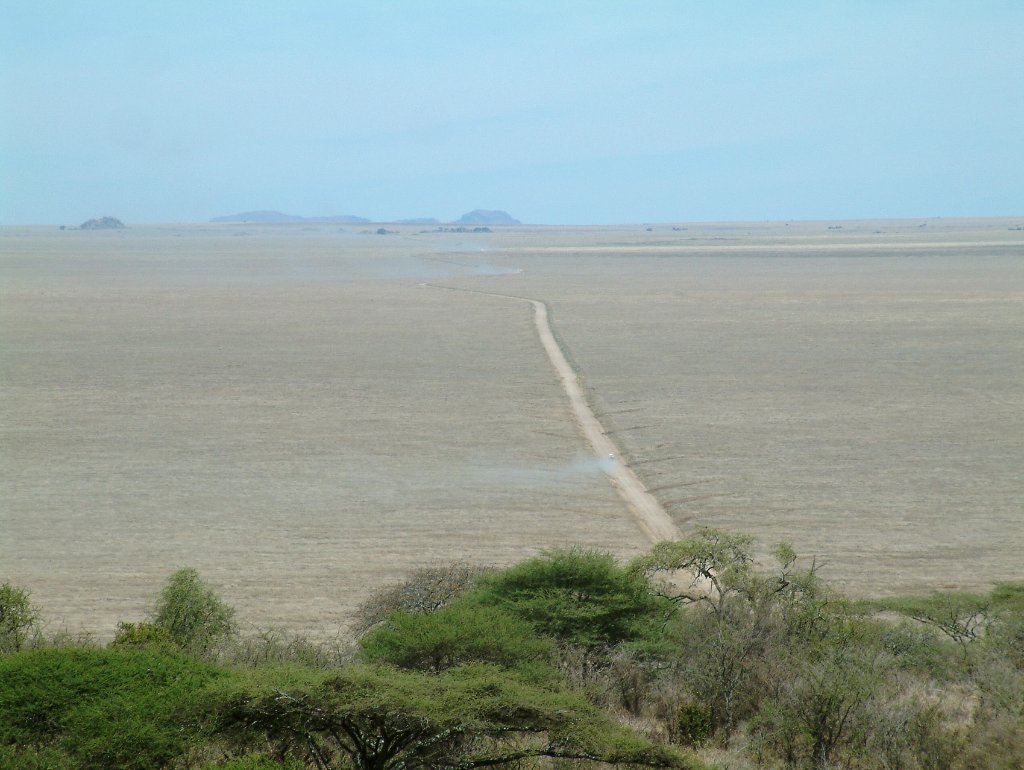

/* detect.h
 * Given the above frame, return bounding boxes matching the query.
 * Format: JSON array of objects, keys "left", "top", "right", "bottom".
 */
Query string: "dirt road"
[{"left": 425, "top": 283, "right": 681, "bottom": 544}]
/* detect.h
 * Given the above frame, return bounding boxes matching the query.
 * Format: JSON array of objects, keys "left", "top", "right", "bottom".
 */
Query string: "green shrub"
[
  {"left": 876, "top": 620, "right": 952, "bottom": 677},
  {"left": 222, "top": 626, "right": 349, "bottom": 670},
  {"left": 110, "top": 622, "right": 179, "bottom": 651},
  {"left": 0, "top": 582, "right": 40, "bottom": 653},
  {"left": 906, "top": 704, "right": 967, "bottom": 770},
  {"left": 0, "top": 647, "right": 223, "bottom": 769},
  {"left": 673, "top": 702, "right": 713, "bottom": 747},
  {"left": 151, "top": 568, "right": 236, "bottom": 655}
]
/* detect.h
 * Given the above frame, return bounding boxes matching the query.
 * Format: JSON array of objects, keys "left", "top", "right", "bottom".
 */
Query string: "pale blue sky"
[{"left": 2, "top": 1, "right": 1022, "bottom": 224}]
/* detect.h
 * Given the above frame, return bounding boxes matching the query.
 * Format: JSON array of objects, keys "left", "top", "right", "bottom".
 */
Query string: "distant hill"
[
  {"left": 210, "top": 210, "right": 370, "bottom": 224},
  {"left": 210, "top": 210, "right": 303, "bottom": 223},
  {"left": 210, "top": 210, "right": 519, "bottom": 225},
  {"left": 80, "top": 216, "right": 125, "bottom": 230},
  {"left": 455, "top": 209, "right": 520, "bottom": 225},
  {"left": 306, "top": 214, "right": 372, "bottom": 224}
]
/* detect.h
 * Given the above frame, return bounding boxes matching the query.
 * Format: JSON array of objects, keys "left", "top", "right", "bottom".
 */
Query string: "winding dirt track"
[{"left": 425, "top": 283, "right": 681, "bottom": 544}]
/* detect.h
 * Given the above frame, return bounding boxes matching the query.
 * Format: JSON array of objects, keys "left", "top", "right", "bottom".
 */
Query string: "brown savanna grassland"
[{"left": 1, "top": 218, "right": 1021, "bottom": 636}]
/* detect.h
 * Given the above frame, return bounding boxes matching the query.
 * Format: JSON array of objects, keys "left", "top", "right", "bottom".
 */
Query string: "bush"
[
  {"left": 352, "top": 561, "right": 489, "bottom": 635},
  {"left": 673, "top": 702, "right": 713, "bottom": 747},
  {"left": 747, "top": 641, "right": 889, "bottom": 769},
  {"left": 110, "top": 622, "right": 178, "bottom": 652},
  {"left": 0, "top": 582, "right": 40, "bottom": 653},
  {"left": 222, "top": 626, "right": 349, "bottom": 670},
  {"left": 0, "top": 647, "right": 222, "bottom": 769},
  {"left": 151, "top": 568, "right": 236, "bottom": 655},
  {"left": 875, "top": 620, "right": 952, "bottom": 678}
]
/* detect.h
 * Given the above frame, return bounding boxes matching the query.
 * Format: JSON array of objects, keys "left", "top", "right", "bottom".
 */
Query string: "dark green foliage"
[
  {"left": 0, "top": 647, "right": 221, "bottom": 769},
  {"left": 673, "top": 702, "right": 713, "bottom": 747},
  {"left": 0, "top": 582, "right": 40, "bottom": 653},
  {"left": 151, "top": 568, "right": 237, "bottom": 655},
  {"left": 472, "top": 548, "right": 670, "bottom": 650},
  {"left": 210, "top": 662, "right": 697, "bottom": 770},
  {"left": 358, "top": 602, "right": 555, "bottom": 673}
]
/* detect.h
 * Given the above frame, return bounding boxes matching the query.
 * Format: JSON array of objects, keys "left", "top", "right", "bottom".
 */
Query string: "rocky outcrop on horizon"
[
  {"left": 80, "top": 216, "right": 125, "bottom": 230},
  {"left": 455, "top": 209, "right": 520, "bottom": 225}
]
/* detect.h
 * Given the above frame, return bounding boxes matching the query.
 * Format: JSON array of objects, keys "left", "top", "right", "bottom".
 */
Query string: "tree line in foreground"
[{"left": 2, "top": 528, "right": 1022, "bottom": 770}]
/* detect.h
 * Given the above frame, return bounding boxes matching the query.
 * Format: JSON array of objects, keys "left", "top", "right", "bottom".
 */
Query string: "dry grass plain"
[{"left": 2, "top": 218, "right": 1022, "bottom": 635}]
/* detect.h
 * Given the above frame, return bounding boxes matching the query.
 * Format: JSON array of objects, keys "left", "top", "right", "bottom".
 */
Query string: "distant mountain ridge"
[
  {"left": 210, "top": 210, "right": 370, "bottom": 224},
  {"left": 210, "top": 209, "right": 520, "bottom": 225}
]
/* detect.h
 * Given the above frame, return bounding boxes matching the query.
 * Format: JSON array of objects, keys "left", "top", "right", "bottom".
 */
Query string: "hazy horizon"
[
  {"left": 3, "top": 2, "right": 1022, "bottom": 225},
  {"left": 7, "top": 213, "right": 1024, "bottom": 229}
]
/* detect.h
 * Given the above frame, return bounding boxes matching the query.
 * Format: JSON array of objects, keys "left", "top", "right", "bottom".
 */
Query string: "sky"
[{"left": 2, "top": 1, "right": 1022, "bottom": 224}]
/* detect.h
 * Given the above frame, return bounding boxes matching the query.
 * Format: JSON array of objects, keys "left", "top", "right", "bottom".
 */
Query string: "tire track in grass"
[{"left": 423, "top": 282, "right": 680, "bottom": 544}]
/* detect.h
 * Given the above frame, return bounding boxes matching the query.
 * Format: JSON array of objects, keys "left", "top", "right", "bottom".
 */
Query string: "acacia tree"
[
  {"left": 629, "top": 528, "right": 761, "bottom": 616},
  {"left": 471, "top": 548, "right": 670, "bottom": 652},
  {"left": 358, "top": 602, "right": 554, "bottom": 673},
  {"left": 631, "top": 530, "right": 837, "bottom": 741},
  {"left": 907, "top": 594, "right": 989, "bottom": 664},
  {"left": 212, "top": 663, "right": 699, "bottom": 770}
]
